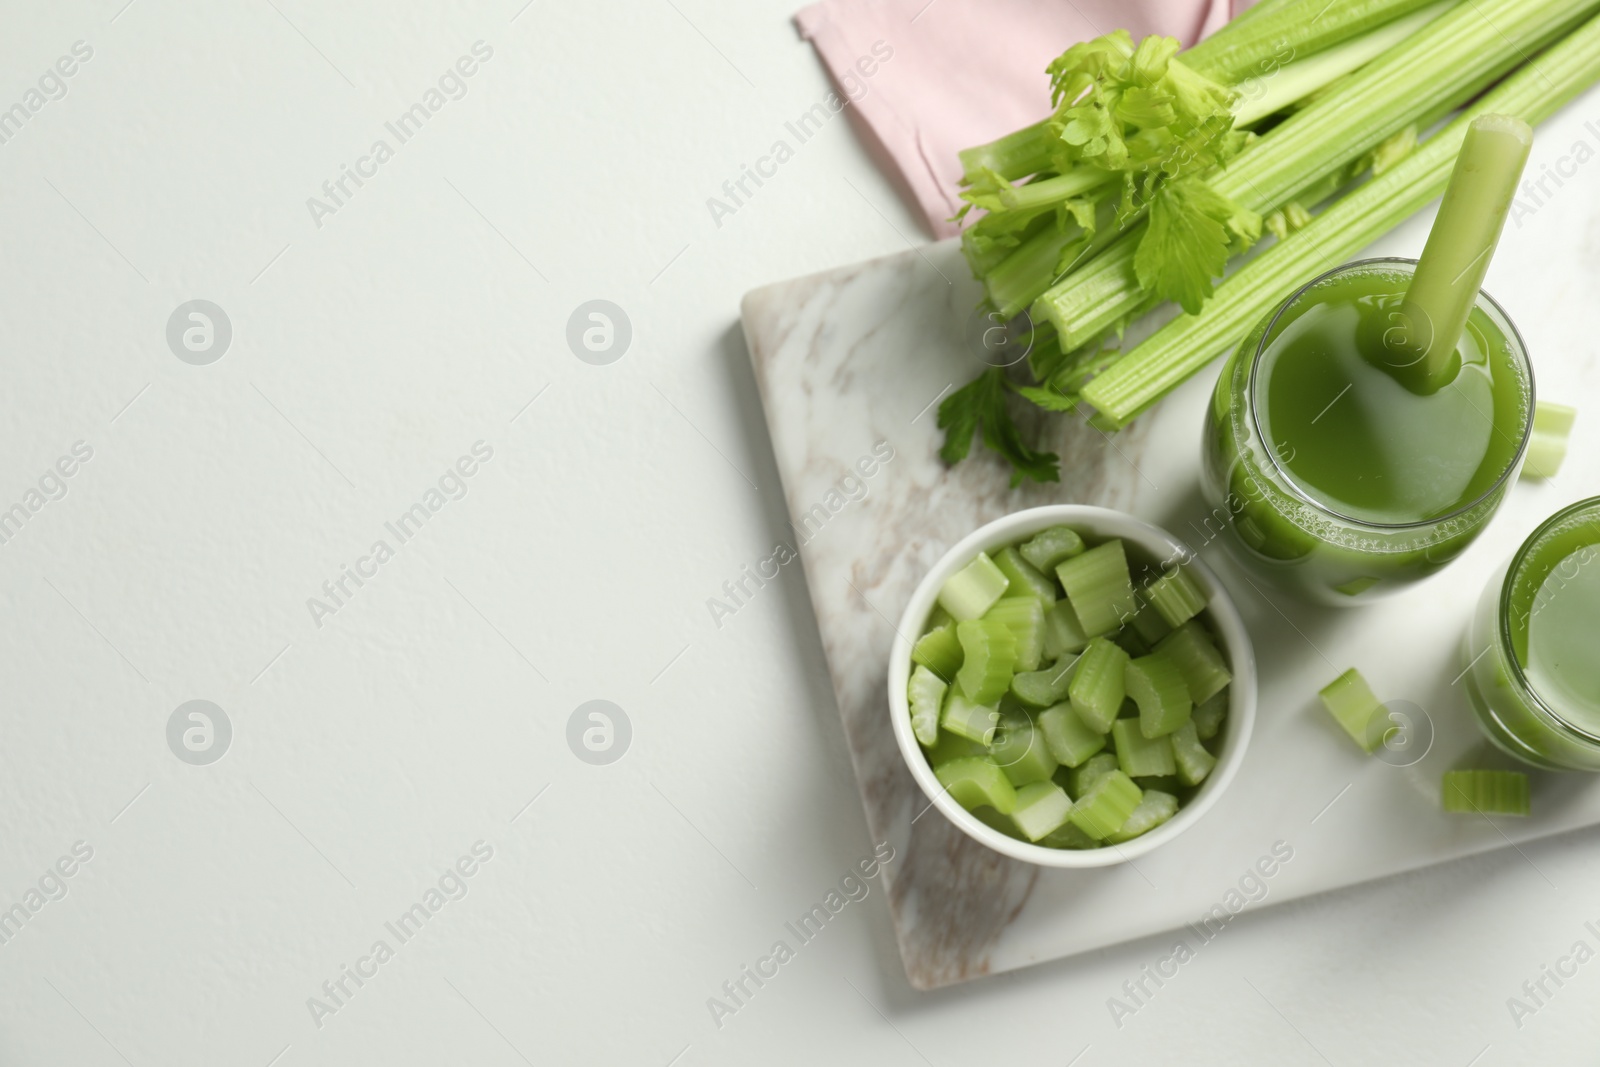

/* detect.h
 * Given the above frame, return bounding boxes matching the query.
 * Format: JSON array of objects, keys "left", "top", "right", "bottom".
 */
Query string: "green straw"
[{"left": 1385, "top": 114, "right": 1533, "bottom": 391}]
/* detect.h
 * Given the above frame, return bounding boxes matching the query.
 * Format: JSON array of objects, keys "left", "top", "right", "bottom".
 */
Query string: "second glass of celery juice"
[
  {"left": 1201, "top": 257, "right": 1534, "bottom": 603},
  {"left": 1463, "top": 499, "right": 1600, "bottom": 769}
]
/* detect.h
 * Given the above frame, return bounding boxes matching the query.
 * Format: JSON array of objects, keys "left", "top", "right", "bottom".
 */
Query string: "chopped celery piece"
[
  {"left": 983, "top": 597, "right": 1045, "bottom": 672},
  {"left": 1070, "top": 752, "right": 1120, "bottom": 797},
  {"left": 1038, "top": 702, "right": 1107, "bottom": 767},
  {"left": 926, "top": 605, "right": 954, "bottom": 631},
  {"left": 1192, "top": 689, "right": 1228, "bottom": 741},
  {"left": 1129, "top": 594, "right": 1173, "bottom": 645},
  {"left": 994, "top": 546, "right": 1057, "bottom": 605},
  {"left": 911, "top": 624, "right": 963, "bottom": 682},
  {"left": 1011, "top": 655, "right": 1078, "bottom": 708},
  {"left": 1523, "top": 401, "right": 1576, "bottom": 479},
  {"left": 1019, "top": 525, "right": 1086, "bottom": 572},
  {"left": 955, "top": 619, "right": 1018, "bottom": 704},
  {"left": 1056, "top": 540, "right": 1138, "bottom": 637},
  {"left": 907, "top": 665, "right": 947, "bottom": 747},
  {"left": 972, "top": 805, "right": 1028, "bottom": 842},
  {"left": 1042, "top": 600, "right": 1091, "bottom": 660},
  {"left": 1133, "top": 774, "right": 1184, "bottom": 794},
  {"left": 1068, "top": 769, "right": 1142, "bottom": 840},
  {"left": 1170, "top": 721, "right": 1217, "bottom": 786},
  {"left": 1107, "top": 790, "right": 1179, "bottom": 843},
  {"left": 936, "top": 757, "right": 1017, "bottom": 814},
  {"left": 938, "top": 551, "right": 1010, "bottom": 621},
  {"left": 1442, "top": 769, "right": 1530, "bottom": 815},
  {"left": 1156, "top": 621, "right": 1233, "bottom": 704},
  {"left": 1126, "top": 651, "right": 1193, "bottom": 739},
  {"left": 1040, "top": 820, "right": 1101, "bottom": 849},
  {"left": 1112, "top": 719, "right": 1177, "bottom": 778},
  {"left": 941, "top": 692, "right": 1002, "bottom": 745},
  {"left": 1011, "top": 781, "right": 1076, "bottom": 841},
  {"left": 1144, "top": 566, "right": 1208, "bottom": 627},
  {"left": 1319, "top": 667, "right": 1383, "bottom": 752},
  {"left": 990, "top": 709, "right": 1059, "bottom": 786},
  {"left": 1069, "top": 637, "right": 1129, "bottom": 733},
  {"left": 1113, "top": 627, "right": 1151, "bottom": 658},
  {"left": 927, "top": 730, "right": 989, "bottom": 765}
]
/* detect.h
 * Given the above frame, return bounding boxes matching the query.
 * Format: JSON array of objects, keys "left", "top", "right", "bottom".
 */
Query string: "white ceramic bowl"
[{"left": 888, "top": 505, "right": 1256, "bottom": 868}]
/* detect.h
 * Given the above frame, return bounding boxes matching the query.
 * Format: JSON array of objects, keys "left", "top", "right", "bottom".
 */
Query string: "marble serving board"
[{"left": 739, "top": 157, "right": 1600, "bottom": 989}]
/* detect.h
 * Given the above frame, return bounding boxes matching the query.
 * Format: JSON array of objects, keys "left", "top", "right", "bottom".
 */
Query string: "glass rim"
[
  {"left": 1496, "top": 496, "right": 1600, "bottom": 743},
  {"left": 1246, "top": 256, "right": 1536, "bottom": 532}
]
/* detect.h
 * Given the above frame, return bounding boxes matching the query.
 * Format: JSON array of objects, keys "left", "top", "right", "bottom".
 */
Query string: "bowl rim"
[{"left": 887, "top": 504, "right": 1257, "bottom": 868}]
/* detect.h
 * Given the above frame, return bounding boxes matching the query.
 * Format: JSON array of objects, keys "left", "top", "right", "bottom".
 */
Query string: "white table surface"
[{"left": 2, "top": 2, "right": 1597, "bottom": 1064}]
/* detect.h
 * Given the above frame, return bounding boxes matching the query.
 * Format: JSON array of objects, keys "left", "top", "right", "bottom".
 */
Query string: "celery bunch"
[{"left": 941, "top": 0, "right": 1600, "bottom": 481}]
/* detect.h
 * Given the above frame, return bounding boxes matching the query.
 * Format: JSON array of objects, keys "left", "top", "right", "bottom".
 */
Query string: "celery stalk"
[
  {"left": 1011, "top": 781, "right": 1077, "bottom": 841},
  {"left": 1069, "top": 752, "right": 1120, "bottom": 797},
  {"left": 938, "top": 551, "right": 1010, "bottom": 621},
  {"left": 907, "top": 665, "right": 947, "bottom": 747},
  {"left": 936, "top": 757, "right": 1018, "bottom": 814},
  {"left": 1056, "top": 540, "right": 1138, "bottom": 637},
  {"left": 1156, "top": 621, "right": 1233, "bottom": 704},
  {"left": 1082, "top": 10, "right": 1600, "bottom": 426},
  {"left": 1019, "top": 525, "right": 1085, "bottom": 572},
  {"left": 1044, "top": 0, "right": 1590, "bottom": 359},
  {"left": 942, "top": 692, "right": 1003, "bottom": 746},
  {"left": 1069, "top": 637, "right": 1130, "bottom": 733},
  {"left": 1143, "top": 566, "right": 1208, "bottom": 628},
  {"left": 983, "top": 597, "right": 1045, "bottom": 672},
  {"left": 1185, "top": 0, "right": 1445, "bottom": 82},
  {"left": 1170, "top": 721, "right": 1218, "bottom": 786},
  {"left": 912, "top": 624, "right": 963, "bottom": 683},
  {"left": 1393, "top": 114, "right": 1532, "bottom": 389},
  {"left": 1038, "top": 703, "right": 1108, "bottom": 768},
  {"left": 1126, "top": 652, "right": 1193, "bottom": 739},
  {"left": 955, "top": 619, "right": 1019, "bottom": 704},
  {"left": 1442, "top": 769, "right": 1530, "bottom": 815},
  {"left": 1319, "top": 668, "right": 1384, "bottom": 752},
  {"left": 990, "top": 709, "right": 1060, "bottom": 787},
  {"left": 1106, "top": 790, "right": 1179, "bottom": 843},
  {"left": 994, "top": 546, "right": 1057, "bottom": 605},
  {"left": 1012, "top": 656, "right": 1079, "bottom": 708},
  {"left": 1112, "top": 719, "right": 1178, "bottom": 778},
  {"left": 1067, "top": 769, "right": 1143, "bottom": 839},
  {"left": 1192, "top": 690, "right": 1228, "bottom": 741}
]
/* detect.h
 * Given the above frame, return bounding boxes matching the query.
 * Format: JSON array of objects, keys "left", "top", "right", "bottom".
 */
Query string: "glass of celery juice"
[
  {"left": 1200, "top": 257, "right": 1534, "bottom": 603},
  {"left": 1464, "top": 499, "right": 1600, "bottom": 770}
]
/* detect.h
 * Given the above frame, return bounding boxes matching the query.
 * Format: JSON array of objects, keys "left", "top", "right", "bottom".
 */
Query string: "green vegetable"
[
  {"left": 911, "top": 624, "right": 963, "bottom": 683},
  {"left": 1442, "top": 769, "right": 1530, "bottom": 815},
  {"left": 1038, "top": 703, "right": 1109, "bottom": 767},
  {"left": 1012, "top": 656, "right": 1079, "bottom": 708},
  {"left": 991, "top": 708, "right": 1060, "bottom": 786},
  {"left": 1106, "top": 789, "right": 1179, "bottom": 843},
  {"left": 942, "top": 692, "right": 1003, "bottom": 745},
  {"left": 1070, "top": 752, "right": 1121, "bottom": 797},
  {"left": 1057, "top": 539, "right": 1138, "bottom": 637},
  {"left": 1126, "top": 651, "right": 1193, "bottom": 738},
  {"left": 1391, "top": 114, "right": 1532, "bottom": 389},
  {"left": 1081, "top": 9, "right": 1600, "bottom": 426},
  {"left": 1011, "top": 781, "right": 1077, "bottom": 840},
  {"left": 1192, "top": 690, "right": 1228, "bottom": 741},
  {"left": 1112, "top": 718, "right": 1177, "bottom": 778},
  {"left": 1042, "top": 600, "right": 1092, "bottom": 660},
  {"left": 907, "top": 665, "right": 947, "bottom": 747},
  {"left": 939, "top": 0, "right": 1600, "bottom": 479},
  {"left": 1020, "top": 525, "right": 1086, "bottom": 572},
  {"left": 1170, "top": 721, "right": 1218, "bottom": 786},
  {"left": 936, "top": 757, "right": 1018, "bottom": 814},
  {"left": 1156, "top": 621, "right": 1233, "bottom": 703},
  {"left": 927, "top": 730, "right": 989, "bottom": 765},
  {"left": 1523, "top": 401, "right": 1576, "bottom": 479},
  {"left": 1068, "top": 769, "right": 1144, "bottom": 839},
  {"left": 956, "top": 619, "right": 1019, "bottom": 703},
  {"left": 1144, "top": 566, "right": 1208, "bottom": 627},
  {"left": 1069, "top": 637, "right": 1130, "bottom": 733},
  {"left": 1318, "top": 667, "right": 1384, "bottom": 752},
  {"left": 994, "top": 546, "right": 1057, "bottom": 604},
  {"left": 1040, "top": 820, "right": 1102, "bottom": 849},
  {"left": 1128, "top": 594, "right": 1173, "bottom": 646},
  {"left": 938, "top": 551, "right": 1010, "bottom": 621},
  {"left": 984, "top": 596, "right": 1046, "bottom": 672}
]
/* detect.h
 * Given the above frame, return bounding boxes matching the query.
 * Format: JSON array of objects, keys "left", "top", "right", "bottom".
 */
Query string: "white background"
[{"left": 0, "top": 1, "right": 1597, "bottom": 1064}]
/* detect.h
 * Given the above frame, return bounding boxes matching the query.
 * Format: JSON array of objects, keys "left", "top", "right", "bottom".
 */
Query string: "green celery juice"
[
  {"left": 1465, "top": 499, "right": 1600, "bottom": 769},
  {"left": 1258, "top": 268, "right": 1525, "bottom": 526},
  {"left": 1201, "top": 258, "right": 1533, "bottom": 603}
]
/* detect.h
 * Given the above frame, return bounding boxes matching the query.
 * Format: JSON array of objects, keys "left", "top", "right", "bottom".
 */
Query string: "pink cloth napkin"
[{"left": 795, "top": 0, "right": 1251, "bottom": 237}]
